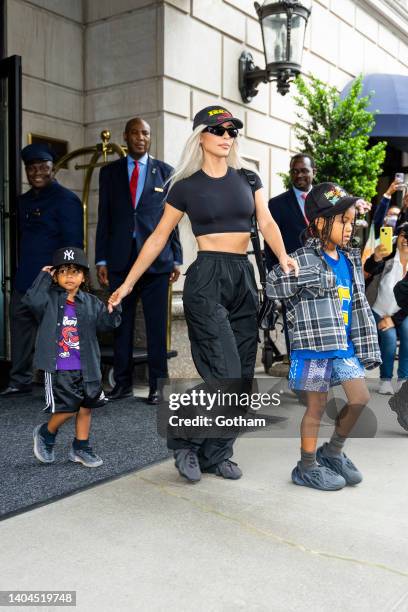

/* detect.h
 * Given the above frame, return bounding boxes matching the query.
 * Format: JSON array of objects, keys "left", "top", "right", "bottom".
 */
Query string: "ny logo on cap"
[{"left": 64, "top": 249, "right": 75, "bottom": 261}]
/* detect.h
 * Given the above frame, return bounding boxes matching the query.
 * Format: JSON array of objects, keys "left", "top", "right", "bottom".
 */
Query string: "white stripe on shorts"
[{"left": 44, "top": 372, "right": 56, "bottom": 413}]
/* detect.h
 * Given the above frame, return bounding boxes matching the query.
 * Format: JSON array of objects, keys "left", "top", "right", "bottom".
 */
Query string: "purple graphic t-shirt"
[{"left": 56, "top": 300, "right": 81, "bottom": 370}]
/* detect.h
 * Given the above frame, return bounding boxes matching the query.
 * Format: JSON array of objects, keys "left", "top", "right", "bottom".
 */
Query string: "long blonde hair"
[{"left": 167, "top": 124, "right": 251, "bottom": 190}]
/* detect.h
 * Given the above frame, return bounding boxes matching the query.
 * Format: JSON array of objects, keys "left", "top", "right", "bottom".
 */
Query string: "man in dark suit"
[
  {"left": 264, "top": 154, "right": 316, "bottom": 356},
  {"left": 0, "top": 144, "right": 84, "bottom": 396},
  {"left": 95, "top": 117, "right": 182, "bottom": 404},
  {"left": 264, "top": 154, "right": 316, "bottom": 270}
]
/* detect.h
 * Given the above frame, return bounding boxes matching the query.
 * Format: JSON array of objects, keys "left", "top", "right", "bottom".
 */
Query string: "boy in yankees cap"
[{"left": 23, "top": 247, "right": 121, "bottom": 468}]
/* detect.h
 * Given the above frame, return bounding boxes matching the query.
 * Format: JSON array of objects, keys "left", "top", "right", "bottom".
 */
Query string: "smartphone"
[
  {"left": 395, "top": 172, "right": 405, "bottom": 190},
  {"left": 380, "top": 226, "right": 393, "bottom": 254}
]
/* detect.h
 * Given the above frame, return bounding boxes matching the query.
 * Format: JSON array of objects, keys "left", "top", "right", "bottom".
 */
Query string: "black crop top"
[{"left": 166, "top": 167, "right": 263, "bottom": 237}]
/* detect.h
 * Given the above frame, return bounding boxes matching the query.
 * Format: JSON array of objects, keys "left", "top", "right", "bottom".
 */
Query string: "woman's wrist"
[{"left": 123, "top": 281, "right": 134, "bottom": 295}]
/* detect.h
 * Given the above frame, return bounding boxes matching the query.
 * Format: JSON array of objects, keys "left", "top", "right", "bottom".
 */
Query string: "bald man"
[{"left": 95, "top": 118, "right": 182, "bottom": 404}]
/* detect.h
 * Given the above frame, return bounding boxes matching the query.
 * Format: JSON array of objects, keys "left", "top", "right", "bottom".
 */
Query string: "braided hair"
[{"left": 302, "top": 208, "right": 357, "bottom": 250}]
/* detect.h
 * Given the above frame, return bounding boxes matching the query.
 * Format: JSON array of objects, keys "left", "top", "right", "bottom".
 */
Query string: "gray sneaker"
[
  {"left": 204, "top": 459, "right": 242, "bottom": 480},
  {"left": 33, "top": 425, "right": 55, "bottom": 463},
  {"left": 174, "top": 449, "right": 201, "bottom": 483},
  {"left": 69, "top": 446, "right": 103, "bottom": 468},
  {"left": 292, "top": 461, "right": 346, "bottom": 491},
  {"left": 316, "top": 444, "right": 362, "bottom": 485},
  {"left": 389, "top": 385, "right": 408, "bottom": 431}
]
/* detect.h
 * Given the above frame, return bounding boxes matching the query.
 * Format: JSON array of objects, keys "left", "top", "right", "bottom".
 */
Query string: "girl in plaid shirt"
[{"left": 267, "top": 182, "right": 381, "bottom": 491}]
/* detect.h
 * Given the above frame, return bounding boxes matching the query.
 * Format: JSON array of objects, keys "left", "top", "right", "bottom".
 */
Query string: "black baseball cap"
[
  {"left": 52, "top": 247, "right": 89, "bottom": 270},
  {"left": 193, "top": 105, "right": 244, "bottom": 130},
  {"left": 305, "top": 182, "right": 360, "bottom": 222},
  {"left": 21, "top": 143, "right": 55, "bottom": 165},
  {"left": 396, "top": 222, "right": 408, "bottom": 236}
]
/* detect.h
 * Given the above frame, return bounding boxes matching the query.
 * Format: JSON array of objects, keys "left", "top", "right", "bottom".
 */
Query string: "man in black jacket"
[
  {"left": 264, "top": 154, "right": 316, "bottom": 270},
  {"left": 264, "top": 154, "right": 316, "bottom": 355},
  {"left": 95, "top": 117, "right": 182, "bottom": 404},
  {"left": 0, "top": 144, "right": 83, "bottom": 397}
]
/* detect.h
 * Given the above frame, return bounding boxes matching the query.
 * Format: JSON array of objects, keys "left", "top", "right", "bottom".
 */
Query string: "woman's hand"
[
  {"left": 108, "top": 284, "right": 132, "bottom": 313},
  {"left": 385, "top": 179, "right": 402, "bottom": 198},
  {"left": 378, "top": 316, "right": 395, "bottom": 331},
  {"left": 169, "top": 265, "right": 180, "bottom": 284},
  {"left": 279, "top": 254, "right": 299, "bottom": 277},
  {"left": 374, "top": 244, "right": 389, "bottom": 262}
]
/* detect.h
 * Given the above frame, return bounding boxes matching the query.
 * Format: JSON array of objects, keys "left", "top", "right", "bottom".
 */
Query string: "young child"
[
  {"left": 23, "top": 247, "right": 121, "bottom": 468},
  {"left": 267, "top": 183, "right": 381, "bottom": 491}
]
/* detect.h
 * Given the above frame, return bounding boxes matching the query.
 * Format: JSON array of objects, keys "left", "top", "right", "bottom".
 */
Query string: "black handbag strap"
[{"left": 240, "top": 168, "right": 266, "bottom": 286}]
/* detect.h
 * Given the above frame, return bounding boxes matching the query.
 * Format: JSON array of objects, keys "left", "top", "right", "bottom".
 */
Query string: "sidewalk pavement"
[{"left": 0, "top": 379, "right": 407, "bottom": 612}]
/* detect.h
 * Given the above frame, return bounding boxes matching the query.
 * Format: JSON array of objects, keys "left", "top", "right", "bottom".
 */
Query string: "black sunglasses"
[{"left": 203, "top": 125, "right": 239, "bottom": 138}]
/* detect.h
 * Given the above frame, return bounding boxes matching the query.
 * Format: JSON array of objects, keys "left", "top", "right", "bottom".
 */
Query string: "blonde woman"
[{"left": 109, "top": 105, "right": 298, "bottom": 483}]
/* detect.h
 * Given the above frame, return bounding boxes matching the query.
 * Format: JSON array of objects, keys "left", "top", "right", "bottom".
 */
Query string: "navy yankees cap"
[
  {"left": 193, "top": 105, "right": 244, "bottom": 130},
  {"left": 21, "top": 143, "right": 55, "bottom": 165},
  {"left": 305, "top": 182, "right": 360, "bottom": 222},
  {"left": 52, "top": 247, "right": 89, "bottom": 270}
]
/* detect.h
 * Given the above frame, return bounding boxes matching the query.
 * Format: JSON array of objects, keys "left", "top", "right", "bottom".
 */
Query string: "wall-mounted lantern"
[{"left": 239, "top": 0, "right": 312, "bottom": 102}]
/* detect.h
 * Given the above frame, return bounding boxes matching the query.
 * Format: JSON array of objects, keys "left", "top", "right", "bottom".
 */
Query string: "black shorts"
[{"left": 44, "top": 371, "right": 106, "bottom": 414}]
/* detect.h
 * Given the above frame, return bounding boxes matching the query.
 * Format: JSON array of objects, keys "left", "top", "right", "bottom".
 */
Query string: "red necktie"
[
  {"left": 129, "top": 160, "right": 139, "bottom": 208},
  {"left": 301, "top": 192, "right": 309, "bottom": 225}
]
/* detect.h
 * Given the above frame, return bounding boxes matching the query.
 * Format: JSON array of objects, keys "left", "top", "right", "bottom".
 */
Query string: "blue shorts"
[{"left": 289, "top": 356, "right": 365, "bottom": 393}]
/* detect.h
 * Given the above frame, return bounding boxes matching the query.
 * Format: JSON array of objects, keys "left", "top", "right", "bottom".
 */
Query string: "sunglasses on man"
[{"left": 202, "top": 125, "right": 239, "bottom": 139}]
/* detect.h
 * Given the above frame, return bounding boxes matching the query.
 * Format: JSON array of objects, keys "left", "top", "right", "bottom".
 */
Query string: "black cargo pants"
[{"left": 167, "top": 251, "right": 259, "bottom": 469}]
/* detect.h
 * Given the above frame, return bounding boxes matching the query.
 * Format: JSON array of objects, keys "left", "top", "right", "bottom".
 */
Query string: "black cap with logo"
[
  {"left": 305, "top": 182, "right": 360, "bottom": 223},
  {"left": 193, "top": 105, "right": 244, "bottom": 130},
  {"left": 52, "top": 247, "right": 89, "bottom": 270}
]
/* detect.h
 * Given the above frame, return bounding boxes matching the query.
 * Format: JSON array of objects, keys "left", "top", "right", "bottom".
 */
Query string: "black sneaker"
[
  {"left": 1, "top": 384, "right": 32, "bottom": 397},
  {"left": 174, "top": 449, "right": 201, "bottom": 482},
  {"left": 389, "top": 383, "right": 408, "bottom": 431},
  {"left": 203, "top": 459, "right": 242, "bottom": 480}
]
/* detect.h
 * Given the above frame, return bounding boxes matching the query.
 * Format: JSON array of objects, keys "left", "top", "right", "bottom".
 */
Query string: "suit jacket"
[
  {"left": 95, "top": 156, "right": 183, "bottom": 274},
  {"left": 264, "top": 189, "right": 307, "bottom": 270},
  {"left": 14, "top": 180, "right": 84, "bottom": 293}
]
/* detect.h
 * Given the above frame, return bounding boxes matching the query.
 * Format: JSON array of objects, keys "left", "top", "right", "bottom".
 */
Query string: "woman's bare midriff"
[{"left": 196, "top": 232, "right": 251, "bottom": 254}]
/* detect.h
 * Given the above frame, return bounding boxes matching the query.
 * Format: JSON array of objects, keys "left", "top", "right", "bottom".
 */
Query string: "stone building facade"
[
  {"left": 3, "top": 0, "right": 408, "bottom": 374},
  {"left": 5, "top": 0, "right": 408, "bottom": 281}
]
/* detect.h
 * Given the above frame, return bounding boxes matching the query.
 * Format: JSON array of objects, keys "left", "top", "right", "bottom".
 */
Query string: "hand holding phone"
[
  {"left": 395, "top": 173, "right": 405, "bottom": 191},
  {"left": 380, "top": 226, "right": 393, "bottom": 255}
]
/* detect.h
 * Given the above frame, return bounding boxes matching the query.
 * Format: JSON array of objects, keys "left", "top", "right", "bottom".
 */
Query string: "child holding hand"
[
  {"left": 267, "top": 183, "right": 381, "bottom": 491},
  {"left": 24, "top": 247, "right": 121, "bottom": 468}
]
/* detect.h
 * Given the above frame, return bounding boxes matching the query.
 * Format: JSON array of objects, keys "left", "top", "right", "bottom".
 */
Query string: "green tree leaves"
[{"left": 282, "top": 75, "right": 386, "bottom": 200}]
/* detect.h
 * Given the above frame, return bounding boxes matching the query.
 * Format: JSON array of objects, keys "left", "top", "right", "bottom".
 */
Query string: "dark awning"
[{"left": 341, "top": 74, "right": 408, "bottom": 152}]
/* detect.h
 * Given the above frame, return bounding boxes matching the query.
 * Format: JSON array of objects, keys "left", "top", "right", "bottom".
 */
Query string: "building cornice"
[{"left": 359, "top": 0, "right": 408, "bottom": 39}]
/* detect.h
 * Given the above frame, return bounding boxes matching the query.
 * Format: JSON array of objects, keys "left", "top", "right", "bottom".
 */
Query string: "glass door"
[{"left": 0, "top": 55, "right": 21, "bottom": 362}]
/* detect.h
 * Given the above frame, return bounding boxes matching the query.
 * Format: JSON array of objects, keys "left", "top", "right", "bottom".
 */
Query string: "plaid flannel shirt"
[{"left": 266, "top": 238, "right": 382, "bottom": 370}]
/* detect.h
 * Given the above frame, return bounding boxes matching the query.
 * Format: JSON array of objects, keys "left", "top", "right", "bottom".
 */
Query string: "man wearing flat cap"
[{"left": 0, "top": 144, "right": 84, "bottom": 397}]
